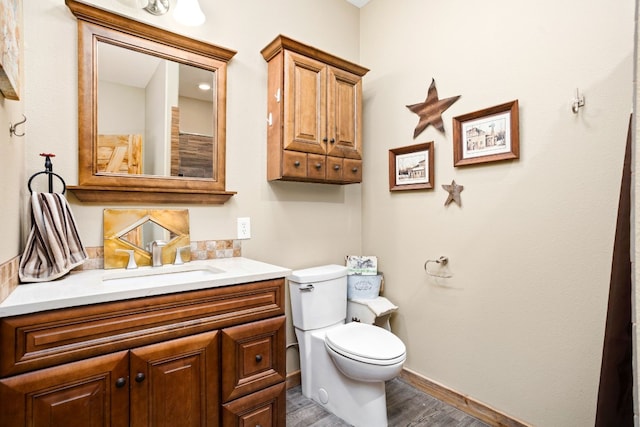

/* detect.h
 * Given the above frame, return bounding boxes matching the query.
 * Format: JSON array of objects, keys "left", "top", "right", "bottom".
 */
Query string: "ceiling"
[{"left": 346, "top": 0, "right": 370, "bottom": 7}]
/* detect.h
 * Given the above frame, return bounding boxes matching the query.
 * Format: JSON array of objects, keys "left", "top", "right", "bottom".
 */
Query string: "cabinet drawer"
[
  {"left": 221, "top": 382, "right": 286, "bottom": 427},
  {"left": 282, "top": 150, "right": 308, "bottom": 178},
  {"left": 343, "top": 158, "right": 362, "bottom": 183},
  {"left": 221, "top": 316, "right": 286, "bottom": 402},
  {"left": 307, "top": 153, "right": 326, "bottom": 180},
  {"left": 0, "top": 279, "right": 285, "bottom": 377},
  {"left": 326, "top": 157, "right": 343, "bottom": 181}
]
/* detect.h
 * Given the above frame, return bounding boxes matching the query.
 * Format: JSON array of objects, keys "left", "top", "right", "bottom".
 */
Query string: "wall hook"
[
  {"left": 571, "top": 88, "right": 585, "bottom": 114},
  {"left": 9, "top": 114, "right": 26, "bottom": 137}
]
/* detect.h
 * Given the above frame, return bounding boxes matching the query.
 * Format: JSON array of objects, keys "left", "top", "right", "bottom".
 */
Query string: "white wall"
[{"left": 359, "top": 1, "right": 634, "bottom": 426}]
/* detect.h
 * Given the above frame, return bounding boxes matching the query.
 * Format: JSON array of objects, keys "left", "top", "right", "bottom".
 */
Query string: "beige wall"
[
  {"left": 0, "top": 1, "right": 25, "bottom": 265},
  {"left": 20, "top": 0, "right": 363, "bottom": 378},
  {"left": 360, "top": 1, "right": 634, "bottom": 426},
  {"left": 0, "top": 0, "right": 633, "bottom": 426}
]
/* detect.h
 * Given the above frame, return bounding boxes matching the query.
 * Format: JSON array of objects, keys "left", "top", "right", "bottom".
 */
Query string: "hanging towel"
[{"left": 19, "top": 192, "right": 88, "bottom": 283}]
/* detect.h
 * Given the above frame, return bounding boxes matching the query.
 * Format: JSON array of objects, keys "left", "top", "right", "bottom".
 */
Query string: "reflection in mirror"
[
  {"left": 97, "top": 42, "right": 216, "bottom": 178},
  {"left": 119, "top": 220, "right": 177, "bottom": 251}
]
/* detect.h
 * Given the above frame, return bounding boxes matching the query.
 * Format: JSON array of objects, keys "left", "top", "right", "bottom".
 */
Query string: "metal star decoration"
[
  {"left": 406, "top": 78, "right": 460, "bottom": 138},
  {"left": 442, "top": 180, "right": 464, "bottom": 206}
]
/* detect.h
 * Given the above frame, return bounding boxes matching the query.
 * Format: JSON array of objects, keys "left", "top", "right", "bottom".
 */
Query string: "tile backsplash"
[
  {"left": 0, "top": 239, "right": 242, "bottom": 303},
  {"left": 74, "top": 239, "right": 242, "bottom": 271},
  {"left": 0, "top": 256, "right": 19, "bottom": 303}
]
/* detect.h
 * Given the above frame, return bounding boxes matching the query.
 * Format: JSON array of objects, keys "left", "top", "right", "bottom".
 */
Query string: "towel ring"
[
  {"left": 424, "top": 256, "right": 452, "bottom": 279},
  {"left": 27, "top": 153, "right": 67, "bottom": 194}
]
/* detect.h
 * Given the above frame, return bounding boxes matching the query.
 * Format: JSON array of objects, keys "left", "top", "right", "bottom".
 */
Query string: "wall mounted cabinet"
[
  {"left": 0, "top": 279, "right": 286, "bottom": 426},
  {"left": 261, "top": 35, "right": 369, "bottom": 184}
]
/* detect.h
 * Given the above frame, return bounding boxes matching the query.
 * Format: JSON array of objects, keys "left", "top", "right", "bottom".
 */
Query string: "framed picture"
[
  {"left": 389, "top": 142, "right": 434, "bottom": 191},
  {"left": 0, "top": 0, "right": 21, "bottom": 100},
  {"left": 452, "top": 100, "right": 519, "bottom": 167}
]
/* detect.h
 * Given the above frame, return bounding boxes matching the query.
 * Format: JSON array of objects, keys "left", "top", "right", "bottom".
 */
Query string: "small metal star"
[
  {"left": 442, "top": 180, "right": 464, "bottom": 206},
  {"left": 406, "top": 78, "right": 460, "bottom": 138}
]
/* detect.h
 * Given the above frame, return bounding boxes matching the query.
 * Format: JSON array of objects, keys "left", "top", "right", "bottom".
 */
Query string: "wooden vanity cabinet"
[
  {"left": 261, "top": 35, "right": 369, "bottom": 184},
  {"left": 0, "top": 279, "right": 286, "bottom": 427}
]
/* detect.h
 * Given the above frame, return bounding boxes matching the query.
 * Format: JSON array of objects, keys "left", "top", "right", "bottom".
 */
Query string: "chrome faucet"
[{"left": 150, "top": 240, "right": 167, "bottom": 267}]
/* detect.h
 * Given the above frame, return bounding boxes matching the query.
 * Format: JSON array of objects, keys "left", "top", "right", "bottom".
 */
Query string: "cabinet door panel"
[
  {"left": 0, "top": 351, "right": 129, "bottom": 427},
  {"left": 284, "top": 51, "right": 327, "bottom": 155},
  {"left": 326, "top": 66, "right": 362, "bottom": 160},
  {"left": 221, "top": 316, "right": 286, "bottom": 402},
  {"left": 221, "top": 382, "right": 286, "bottom": 427},
  {"left": 130, "top": 331, "right": 219, "bottom": 427}
]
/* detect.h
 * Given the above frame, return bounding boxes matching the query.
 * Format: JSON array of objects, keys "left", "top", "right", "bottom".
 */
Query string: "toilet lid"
[{"left": 325, "top": 322, "right": 406, "bottom": 365}]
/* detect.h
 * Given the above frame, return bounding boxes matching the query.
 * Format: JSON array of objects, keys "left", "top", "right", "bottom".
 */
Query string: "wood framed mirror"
[{"left": 65, "top": 0, "right": 236, "bottom": 204}]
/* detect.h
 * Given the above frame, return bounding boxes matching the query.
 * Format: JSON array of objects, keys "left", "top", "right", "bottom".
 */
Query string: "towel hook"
[
  {"left": 571, "top": 88, "right": 585, "bottom": 114},
  {"left": 9, "top": 114, "right": 26, "bottom": 137},
  {"left": 424, "top": 256, "right": 452, "bottom": 278}
]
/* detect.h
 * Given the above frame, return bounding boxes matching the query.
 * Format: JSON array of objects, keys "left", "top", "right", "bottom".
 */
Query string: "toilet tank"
[{"left": 288, "top": 264, "right": 348, "bottom": 330}]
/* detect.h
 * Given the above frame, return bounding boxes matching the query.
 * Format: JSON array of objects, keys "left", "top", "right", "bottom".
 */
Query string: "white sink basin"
[{"left": 102, "top": 263, "right": 225, "bottom": 286}]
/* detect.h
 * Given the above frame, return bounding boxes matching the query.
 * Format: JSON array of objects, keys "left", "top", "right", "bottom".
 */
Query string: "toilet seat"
[{"left": 325, "top": 322, "right": 406, "bottom": 366}]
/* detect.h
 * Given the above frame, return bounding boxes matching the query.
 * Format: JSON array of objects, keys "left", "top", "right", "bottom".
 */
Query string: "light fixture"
[
  {"left": 173, "top": 0, "right": 206, "bottom": 26},
  {"left": 198, "top": 83, "right": 211, "bottom": 91},
  {"left": 143, "top": 0, "right": 169, "bottom": 16}
]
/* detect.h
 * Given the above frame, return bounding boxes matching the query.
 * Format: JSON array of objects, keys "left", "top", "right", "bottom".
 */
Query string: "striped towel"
[{"left": 19, "top": 192, "right": 88, "bottom": 283}]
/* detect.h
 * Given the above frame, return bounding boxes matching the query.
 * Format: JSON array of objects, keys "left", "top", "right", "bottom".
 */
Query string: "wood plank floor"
[{"left": 286, "top": 378, "right": 489, "bottom": 426}]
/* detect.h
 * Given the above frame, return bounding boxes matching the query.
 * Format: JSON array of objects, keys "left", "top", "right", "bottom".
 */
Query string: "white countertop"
[{"left": 0, "top": 257, "right": 291, "bottom": 318}]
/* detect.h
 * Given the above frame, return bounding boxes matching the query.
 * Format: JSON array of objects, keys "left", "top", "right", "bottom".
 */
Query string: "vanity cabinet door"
[
  {"left": 129, "top": 331, "right": 220, "bottom": 427},
  {"left": 0, "top": 351, "right": 129, "bottom": 427},
  {"left": 220, "top": 316, "right": 286, "bottom": 402}
]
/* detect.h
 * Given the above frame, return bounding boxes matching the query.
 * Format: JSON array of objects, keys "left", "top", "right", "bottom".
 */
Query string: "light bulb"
[{"left": 173, "top": 0, "right": 206, "bottom": 26}]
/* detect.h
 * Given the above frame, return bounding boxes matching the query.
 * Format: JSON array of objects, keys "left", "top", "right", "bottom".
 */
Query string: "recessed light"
[{"left": 198, "top": 83, "right": 211, "bottom": 91}]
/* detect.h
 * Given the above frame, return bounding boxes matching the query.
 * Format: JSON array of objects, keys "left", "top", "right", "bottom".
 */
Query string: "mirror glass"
[
  {"left": 66, "top": 0, "right": 236, "bottom": 204},
  {"left": 97, "top": 42, "right": 216, "bottom": 178}
]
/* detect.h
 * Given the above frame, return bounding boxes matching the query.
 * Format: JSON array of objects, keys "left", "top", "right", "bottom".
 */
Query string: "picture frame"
[
  {"left": 389, "top": 142, "right": 434, "bottom": 191},
  {"left": 0, "top": 0, "right": 21, "bottom": 100},
  {"left": 452, "top": 100, "right": 519, "bottom": 167}
]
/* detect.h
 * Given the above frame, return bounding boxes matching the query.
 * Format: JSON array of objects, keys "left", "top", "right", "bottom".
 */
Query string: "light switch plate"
[{"left": 237, "top": 217, "right": 251, "bottom": 239}]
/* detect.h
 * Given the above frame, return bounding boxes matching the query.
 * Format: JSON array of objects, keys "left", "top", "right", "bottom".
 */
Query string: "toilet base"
[{"left": 296, "top": 327, "right": 389, "bottom": 427}]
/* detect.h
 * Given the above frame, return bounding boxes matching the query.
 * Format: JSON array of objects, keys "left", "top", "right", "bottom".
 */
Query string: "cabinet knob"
[
  {"left": 315, "top": 163, "right": 322, "bottom": 170},
  {"left": 333, "top": 165, "right": 340, "bottom": 171},
  {"left": 115, "top": 377, "right": 127, "bottom": 388},
  {"left": 135, "top": 372, "right": 146, "bottom": 383},
  {"left": 352, "top": 167, "right": 358, "bottom": 173},
  {"left": 293, "top": 160, "right": 300, "bottom": 167},
  {"left": 330, "top": 138, "right": 335, "bottom": 144},
  {"left": 255, "top": 354, "right": 263, "bottom": 363},
  {"left": 322, "top": 137, "right": 328, "bottom": 142}
]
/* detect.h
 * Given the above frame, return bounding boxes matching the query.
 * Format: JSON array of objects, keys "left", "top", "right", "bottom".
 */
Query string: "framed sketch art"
[
  {"left": 452, "top": 100, "right": 519, "bottom": 167},
  {"left": 0, "top": 0, "right": 21, "bottom": 100},
  {"left": 389, "top": 142, "right": 434, "bottom": 191}
]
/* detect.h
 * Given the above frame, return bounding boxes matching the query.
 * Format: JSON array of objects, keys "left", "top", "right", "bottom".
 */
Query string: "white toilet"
[{"left": 289, "top": 264, "right": 406, "bottom": 427}]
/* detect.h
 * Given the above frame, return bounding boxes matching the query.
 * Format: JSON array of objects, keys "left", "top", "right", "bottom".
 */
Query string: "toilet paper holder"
[{"left": 424, "top": 256, "right": 452, "bottom": 278}]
